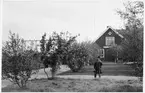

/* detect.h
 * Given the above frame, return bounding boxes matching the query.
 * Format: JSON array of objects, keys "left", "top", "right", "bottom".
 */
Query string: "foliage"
[
  {"left": 117, "top": 1, "right": 143, "bottom": 77},
  {"left": 2, "top": 31, "right": 40, "bottom": 88},
  {"left": 120, "top": 28, "right": 143, "bottom": 62},
  {"left": 134, "top": 63, "right": 143, "bottom": 78},
  {"left": 67, "top": 43, "right": 88, "bottom": 72},
  {"left": 40, "top": 31, "right": 77, "bottom": 78},
  {"left": 117, "top": 1, "right": 143, "bottom": 28},
  {"left": 117, "top": 1, "right": 143, "bottom": 62},
  {"left": 81, "top": 41, "right": 99, "bottom": 65},
  {"left": 108, "top": 44, "right": 124, "bottom": 62}
]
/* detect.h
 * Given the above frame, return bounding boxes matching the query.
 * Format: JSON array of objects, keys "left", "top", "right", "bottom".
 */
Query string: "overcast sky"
[{"left": 3, "top": 0, "right": 134, "bottom": 42}]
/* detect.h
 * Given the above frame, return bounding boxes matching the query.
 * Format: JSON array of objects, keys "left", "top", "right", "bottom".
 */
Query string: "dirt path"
[{"left": 58, "top": 75, "right": 138, "bottom": 80}]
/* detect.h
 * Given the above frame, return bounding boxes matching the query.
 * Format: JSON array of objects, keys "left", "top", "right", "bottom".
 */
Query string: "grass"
[
  {"left": 2, "top": 63, "right": 142, "bottom": 92},
  {"left": 58, "top": 63, "right": 135, "bottom": 76},
  {"left": 2, "top": 78, "right": 142, "bottom": 92}
]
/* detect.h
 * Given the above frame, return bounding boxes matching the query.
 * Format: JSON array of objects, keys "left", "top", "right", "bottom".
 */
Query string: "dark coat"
[{"left": 94, "top": 61, "right": 102, "bottom": 71}]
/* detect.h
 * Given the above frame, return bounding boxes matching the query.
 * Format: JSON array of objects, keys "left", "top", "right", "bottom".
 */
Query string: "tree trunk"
[
  {"left": 51, "top": 66, "right": 57, "bottom": 79},
  {"left": 44, "top": 68, "right": 49, "bottom": 80}
]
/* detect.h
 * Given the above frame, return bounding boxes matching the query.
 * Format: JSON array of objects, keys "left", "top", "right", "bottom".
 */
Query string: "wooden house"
[{"left": 95, "top": 26, "right": 124, "bottom": 61}]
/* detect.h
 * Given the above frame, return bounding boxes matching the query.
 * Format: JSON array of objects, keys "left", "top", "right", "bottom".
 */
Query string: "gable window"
[{"left": 106, "top": 37, "right": 115, "bottom": 46}]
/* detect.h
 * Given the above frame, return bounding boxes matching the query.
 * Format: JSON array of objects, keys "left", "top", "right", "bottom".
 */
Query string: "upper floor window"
[{"left": 106, "top": 37, "right": 115, "bottom": 46}]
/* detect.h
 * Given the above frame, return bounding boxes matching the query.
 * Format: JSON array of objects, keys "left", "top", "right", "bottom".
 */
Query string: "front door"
[{"left": 104, "top": 48, "right": 114, "bottom": 62}]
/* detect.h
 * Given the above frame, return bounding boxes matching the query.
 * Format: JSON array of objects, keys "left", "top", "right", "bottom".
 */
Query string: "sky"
[{"left": 2, "top": 0, "right": 135, "bottom": 42}]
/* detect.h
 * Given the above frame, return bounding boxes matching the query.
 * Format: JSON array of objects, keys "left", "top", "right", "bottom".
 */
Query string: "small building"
[{"left": 95, "top": 26, "right": 124, "bottom": 61}]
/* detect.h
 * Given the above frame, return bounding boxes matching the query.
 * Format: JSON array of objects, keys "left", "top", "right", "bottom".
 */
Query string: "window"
[
  {"left": 106, "top": 37, "right": 115, "bottom": 46},
  {"left": 99, "top": 49, "right": 104, "bottom": 58}
]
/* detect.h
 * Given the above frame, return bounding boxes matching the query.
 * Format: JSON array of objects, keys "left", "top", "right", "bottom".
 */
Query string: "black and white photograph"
[{"left": 1, "top": 0, "right": 143, "bottom": 92}]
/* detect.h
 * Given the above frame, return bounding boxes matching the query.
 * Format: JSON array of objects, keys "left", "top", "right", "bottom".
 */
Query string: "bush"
[
  {"left": 81, "top": 41, "right": 99, "bottom": 65},
  {"left": 107, "top": 45, "right": 123, "bottom": 62},
  {"left": 40, "top": 31, "right": 77, "bottom": 79},
  {"left": 2, "top": 32, "right": 40, "bottom": 88},
  {"left": 67, "top": 43, "right": 88, "bottom": 72}
]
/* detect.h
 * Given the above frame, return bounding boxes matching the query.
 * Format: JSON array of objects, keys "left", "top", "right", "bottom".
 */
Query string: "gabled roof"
[
  {"left": 110, "top": 27, "right": 124, "bottom": 38},
  {"left": 94, "top": 26, "right": 124, "bottom": 43}
]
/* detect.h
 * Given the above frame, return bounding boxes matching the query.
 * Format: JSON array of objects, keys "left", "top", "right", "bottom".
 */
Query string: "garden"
[
  {"left": 2, "top": 1, "right": 143, "bottom": 92},
  {"left": 2, "top": 30, "right": 143, "bottom": 92}
]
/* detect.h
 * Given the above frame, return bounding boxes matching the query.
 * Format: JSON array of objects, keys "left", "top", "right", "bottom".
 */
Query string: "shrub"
[
  {"left": 2, "top": 31, "right": 40, "bottom": 88},
  {"left": 81, "top": 41, "right": 100, "bottom": 65},
  {"left": 67, "top": 43, "right": 88, "bottom": 72},
  {"left": 40, "top": 31, "right": 77, "bottom": 79},
  {"left": 107, "top": 45, "right": 123, "bottom": 62}
]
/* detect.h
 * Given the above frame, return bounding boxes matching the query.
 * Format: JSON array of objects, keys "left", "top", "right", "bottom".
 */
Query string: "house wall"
[
  {"left": 95, "top": 28, "right": 123, "bottom": 61},
  {"left": 95, "top": 28, "right": 123, "bottom": 47}
]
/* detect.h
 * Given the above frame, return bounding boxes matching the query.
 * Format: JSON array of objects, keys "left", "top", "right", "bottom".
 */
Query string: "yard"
[
  {"left": 58, "top": 62, "right": 135, "bottom": 76},
  {"left": 2, "top": 62, "right": 143, "bottom": 92}
]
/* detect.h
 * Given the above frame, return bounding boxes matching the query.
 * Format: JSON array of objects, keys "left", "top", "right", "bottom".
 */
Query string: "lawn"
[
  {"left": 58, "top": 62, "right": 135, "bottom": 76},
  {"left": 2, "top": 62, "right": 143, "bottom": 92},
  {"left": 2, "top": 78, "right": 142, "bottom": 92}
]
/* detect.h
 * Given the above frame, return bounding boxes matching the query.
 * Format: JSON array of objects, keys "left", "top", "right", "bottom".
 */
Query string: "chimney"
[{"left": 107, "top": 26, "right": 111, "bottom": 28}]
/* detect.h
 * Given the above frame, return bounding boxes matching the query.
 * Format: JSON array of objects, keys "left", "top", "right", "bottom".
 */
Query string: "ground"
[{"left": 2, "top": 62, "right": 143, "bottom": 92}]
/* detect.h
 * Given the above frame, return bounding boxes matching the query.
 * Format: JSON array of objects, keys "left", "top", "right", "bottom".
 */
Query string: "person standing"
[{"left": 94, "top": 56, "right": 103, "bottom": 78}]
